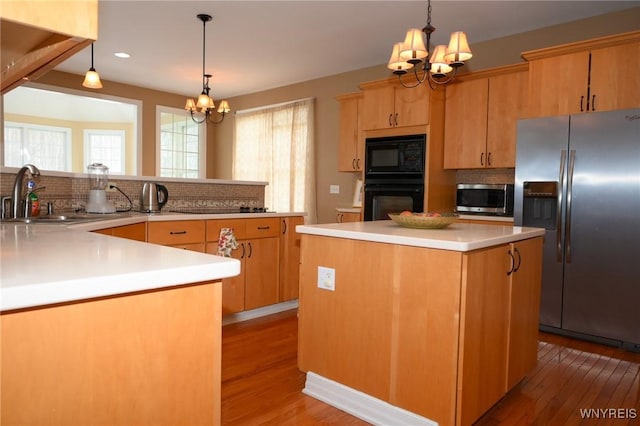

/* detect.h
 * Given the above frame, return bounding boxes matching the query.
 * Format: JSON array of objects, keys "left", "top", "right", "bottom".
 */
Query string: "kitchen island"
[
  {"left": 295, "top": 221, "right": 544, "bottom": 426},
  {"left": 0, "top": 222, "right": 240, "bottom": 426}
]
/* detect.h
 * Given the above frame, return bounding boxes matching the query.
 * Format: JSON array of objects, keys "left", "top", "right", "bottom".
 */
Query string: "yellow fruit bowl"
[{"left": 388, "top": 212, "right": 458, "bottom": 229}]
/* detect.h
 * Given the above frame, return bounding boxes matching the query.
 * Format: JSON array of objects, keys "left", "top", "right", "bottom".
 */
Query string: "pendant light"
[
  {"left": 82, "top": 43, "right": 103, "bottom": 89},
  {"left": 388, "top": 0, "right": 472, "bottom": 89},
  {"left": 184, "top": 13, "right": 230, "bottom": 124}
]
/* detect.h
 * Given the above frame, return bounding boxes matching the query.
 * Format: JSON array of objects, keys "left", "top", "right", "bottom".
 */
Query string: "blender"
[{"left": 85, "top": 163, "right": 116, "bottom": 213}]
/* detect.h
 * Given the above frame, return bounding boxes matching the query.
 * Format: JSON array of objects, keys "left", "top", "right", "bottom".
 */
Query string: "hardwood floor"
[{"left": 221, "top": 309, "right": 640, "bottom": 425}]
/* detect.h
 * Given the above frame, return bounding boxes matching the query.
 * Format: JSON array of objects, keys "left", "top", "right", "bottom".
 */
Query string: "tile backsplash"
[{"left": 1, "top": 172, "right": 265, "bottom": 214}]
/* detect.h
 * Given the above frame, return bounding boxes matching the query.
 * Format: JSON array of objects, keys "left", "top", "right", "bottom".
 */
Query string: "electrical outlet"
[
  {"left": 329, "top": 185, "right": 340, "bottom": 194},
  {"left": 317, "top": 266, "right": 336, "bottom": 291}
]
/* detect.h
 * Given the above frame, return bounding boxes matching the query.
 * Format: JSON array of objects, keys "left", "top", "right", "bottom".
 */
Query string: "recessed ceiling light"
[{"left": 114, "top": 52, "right": 130, "bottom": 59}]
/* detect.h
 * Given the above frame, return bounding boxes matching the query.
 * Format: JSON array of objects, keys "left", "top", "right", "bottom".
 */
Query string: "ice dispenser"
[{"left": 522, "top": 181, "right": 558, "bottom": 229}]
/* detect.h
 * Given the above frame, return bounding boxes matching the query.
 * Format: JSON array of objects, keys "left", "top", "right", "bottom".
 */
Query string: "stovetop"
[{"left": 168, "top": 207, "right": 272, "bottom": 214}]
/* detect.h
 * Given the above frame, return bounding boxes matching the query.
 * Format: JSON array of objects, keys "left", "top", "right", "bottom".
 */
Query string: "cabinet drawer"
[
  {"left": 206, "top": 219, "right": 248, "bottom": 241},
  {"left": 245, "top": 217, "right": 280, "bottom": 239},
  {"left": 147, "top": 220, "right": 205, "bottom": 245}
]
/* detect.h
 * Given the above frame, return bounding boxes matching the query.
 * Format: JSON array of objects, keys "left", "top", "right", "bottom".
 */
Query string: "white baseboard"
[
  {"left": 222, "top": 300, "right": 298, "bottom": 326},
  {"left": 303, "top": 372, "right": 438, "bottom": 426}
]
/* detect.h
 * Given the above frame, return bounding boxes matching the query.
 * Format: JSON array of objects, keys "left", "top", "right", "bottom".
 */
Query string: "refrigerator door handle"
[
  {"left": 566, "top": 149, "right": 576, "bottom": 263},
  {"left": 557, "top": 149, "right": 567, "bottom": 262}
]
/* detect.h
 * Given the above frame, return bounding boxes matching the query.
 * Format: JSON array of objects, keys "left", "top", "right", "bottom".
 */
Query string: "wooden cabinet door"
[
  {"left": 206, "top": 240, "right": 246, "bottom": 314},
  {"left": 245, "top": 237, "right": 280, "bottom": 310},
  {"left": 394, "top": 83, "right": 430, "bottom": 128},
  {"left": 337, "top": 94, "right": 364, "bottom": 172},
  {"left": 444, "top": 78, "right": 489, "bottom": 169},
  {"left": 505, "top": 237, "right": 543, "bottom": 391},
  {"left": 590, "top": 42, "right": 640, "bottom": 112},
  {"left": 280, "top": 216, "right": 304, "bottom": 302},
  {"left": 458, "top": 244, "right": 510, "bottom": 426},
  {"left": 486, "top": 71, "right": 528, "bottom": 168},
  {"left": 526, "top": 51, "right": 590, "bottom": 117},
  {"left": 362, "top": 84, "right": 396, "bottom": 130}
]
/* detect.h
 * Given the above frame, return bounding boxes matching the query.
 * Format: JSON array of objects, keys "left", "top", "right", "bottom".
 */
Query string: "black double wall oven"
[{"left": 363, "top": 134, "right": 425, "bottom": 221}]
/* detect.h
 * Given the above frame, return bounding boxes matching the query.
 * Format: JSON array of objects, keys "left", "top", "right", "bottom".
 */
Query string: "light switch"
[
  {"left": 317, "top": 266, "right": 336, "bottom": 291},
  {"left": 329, "top": 185, "right": 340, "bottom": 194}
]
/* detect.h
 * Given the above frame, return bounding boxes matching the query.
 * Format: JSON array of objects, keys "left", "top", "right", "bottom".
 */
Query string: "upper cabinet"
[
  {"left": 0, "top": 0, "right": 98, "bottom": 94},
  {"left": 523, "top": 31, "right": 640, "bottom": 117},
  {"left": 360, "top": 79, "right": 430, "bottom": 131},
  {"left": 444, "top": 64, "right": 528, "bottom": 169},
  {"left": 336, "top": 92, "right": 364, "bottom": 172}
]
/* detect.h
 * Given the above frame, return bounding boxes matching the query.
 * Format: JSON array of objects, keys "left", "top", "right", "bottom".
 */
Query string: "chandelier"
[
  {"left": 184, "top": 13, "right": 230, "bottom": 124},
  {"left": 387, "top": 0, "right": 472, "bottom": 89}
]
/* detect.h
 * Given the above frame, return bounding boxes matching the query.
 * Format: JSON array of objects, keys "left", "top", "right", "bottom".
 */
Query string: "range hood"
[{"left": 1, "top": 0, "right": 97, "bottom": 94}]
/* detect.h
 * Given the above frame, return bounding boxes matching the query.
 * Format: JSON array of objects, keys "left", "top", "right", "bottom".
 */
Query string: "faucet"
[{"left": 11, "top": 164, "right": 41, "bottom": 219}]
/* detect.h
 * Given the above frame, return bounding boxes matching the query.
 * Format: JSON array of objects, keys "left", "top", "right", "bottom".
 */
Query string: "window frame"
[
  {"left": 156, "top": 105, "right": 206, "bottom": 179},
  {"left": 83, "top": 129, "right": 126, "bottom": 175},
  {"left": 4, "top": 120, "right": 72, "bottom": 172}
]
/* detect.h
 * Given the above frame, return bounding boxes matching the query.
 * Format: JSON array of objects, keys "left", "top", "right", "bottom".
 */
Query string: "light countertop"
[
  {"left": 296, "top": 220, "right": 543, "bottom": 252},
  {"left": 456, "top": 214, "right": 514, "bottom": 223},
  {"left": 0, "top": 224, "right": 240, "bottom": 312}
]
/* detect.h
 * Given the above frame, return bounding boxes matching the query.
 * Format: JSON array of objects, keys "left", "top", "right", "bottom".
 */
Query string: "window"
[
  {"left": 157, "top": 106, "right": 205, "bottom": 178},
  {"left": 4, "top": 122, "right": 71, "bottom": 171},
  {"left": 84, "top": 129, "right": 125, "bottom": 174},
  {"left": 233, "top": 98, "right": 316, "bottom": 223}
]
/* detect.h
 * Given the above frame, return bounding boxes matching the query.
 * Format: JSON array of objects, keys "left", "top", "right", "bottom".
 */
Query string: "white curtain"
[{"left": 233, "top": 98, "right": 316, "bottom": 224}]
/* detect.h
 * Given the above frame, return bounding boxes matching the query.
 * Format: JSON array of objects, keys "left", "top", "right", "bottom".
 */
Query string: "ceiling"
[{"left": 53, "top": 1, "right": 639, "bottom": 100}]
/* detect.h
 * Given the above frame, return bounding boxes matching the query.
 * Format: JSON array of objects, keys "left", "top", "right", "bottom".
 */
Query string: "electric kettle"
[{"left": 140, "top": 182, "right": 169, "bottom": 212}]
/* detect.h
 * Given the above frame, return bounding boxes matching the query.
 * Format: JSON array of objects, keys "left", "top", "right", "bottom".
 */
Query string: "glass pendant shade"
[
  {"left": 399, "top": 28, "right": 428, "bottom": 63},
  {"left": 444, "top": 31, "right": 473, "bottom": 64},
  {"left": 185, "top": 98, "right": 196, "bottom": 111},
  {"left": 82, "top": 69, "right": 103, "bottom": 89},
  {"left": 429, "top": 45, "right": 454, "bottom": 75},
  {"left": 217, "top": 100, "right": 231, "bottom": 114},
  {"left": 196, "top": 93, "right": 213, "bottom": 110},
  {"left": 388, "top": 42, "right": 414, "bottom": 72}
]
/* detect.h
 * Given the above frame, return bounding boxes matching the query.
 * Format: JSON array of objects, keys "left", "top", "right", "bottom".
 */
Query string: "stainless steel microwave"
[{"left": 456, "top": 183, "right": 514, "bottom": 216}]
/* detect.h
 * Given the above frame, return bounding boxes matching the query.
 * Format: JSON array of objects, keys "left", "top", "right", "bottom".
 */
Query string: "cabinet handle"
[
  {"left": 282, "top": 219, "right": 287, "bottom": 234},
  {"left": 257, "top": 226, "right": 270, "bottom": 230},
  {"left": 394, "top": 113, "right": 399, "bottom": 126},
  {"left": 337, "top": 213, "right": 343, "bottom": 223},
  {"left": 169, "top": 230, "right": 187, "bottom": 235},
  {"left": 356, "top": 158, "right": 361, "bottom": 170},
  {"left": 480, "top": 152, "right": 484, "bottom": 166},
  {"left": 352, "top": 159, "right": 356, "bottom": 170},
  {"left": 388, "top": 114, "right": 393, "bottom": 127},
  {"left": 591, "top": 94, "right": 596, "bottom": 111},
  {"left": 487, "top": 152, "right": 492, "bottom": 166},
  {"left": 240, "top": 242, "right": 245, "bottom": 259},
  {"left": 507, "top": 250, "right": 515, "bottom": 276},
  {"left": 580, "top": 95, "right": 585, "bottom": 112},
  {"left": 514, "top": 247, "right": 522, "bottom": 272},
  {"left": 248, "top": 241, "right": 253, "bottom": 258}
]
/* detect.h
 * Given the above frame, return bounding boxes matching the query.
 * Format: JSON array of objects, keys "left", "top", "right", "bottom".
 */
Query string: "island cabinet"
[
  {"left": 147, "top": 220, "right": 206, "bottom": 252},
  {"left": 92, "top": 221, "right": 147, "bottom": 241},
  {"left": 1, "top": 281, "right": 222, "bottom": 426},
  {"left": 360, "top": 78, "right": 430, "bottom": 131},
  {"left": 297, "top": 232, "right": 542, "bottom": 426},
  {"left": 522, "top": 31, "right": 640, "bottom": 118},
  {"left": 206, "top": 218, "right": 280, "bottom": 313},
  {"left": 0, "top": 0, "right": 98, "bottom": 94},
  {"left": 336, "top": 211, "right": 361, "bottom": 223},
  {"left": 336, "top": 92, "right": 364, "bottom": 172},
  {"left": 444, "top": 64, "right": 528, "bottom": 169}
]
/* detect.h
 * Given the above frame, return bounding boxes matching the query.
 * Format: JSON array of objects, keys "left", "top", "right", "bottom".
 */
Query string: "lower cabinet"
[
  {"left": 280, "top": 216, "right": 304, "bottom": 302},
  {"left": 336, "top": 211, "right": 361, "bottom": 223},
  {"left": 206, "top": 217, "right": 282, "bottom": 314},
  {"left": 92, "top": 222, "right": 146, "bottom": 241}
]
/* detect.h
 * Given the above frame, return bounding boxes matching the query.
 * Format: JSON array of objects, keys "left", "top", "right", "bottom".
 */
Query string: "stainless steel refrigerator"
[{"left": 514, "top": 109, "right": 640, "bottom": 350}]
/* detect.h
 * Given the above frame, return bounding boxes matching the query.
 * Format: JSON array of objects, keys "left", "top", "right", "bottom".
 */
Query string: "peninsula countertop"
[
  {"left": 296, "top": 220, "right": 544, "bottom": 252},
  {"left": 0, "top": 223, "right": 241, "bottom": 312}
]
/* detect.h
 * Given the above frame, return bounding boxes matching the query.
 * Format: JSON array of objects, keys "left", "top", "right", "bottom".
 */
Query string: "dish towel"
[{"left": 217, "top": 227, "right": 239, "bottom": 257}]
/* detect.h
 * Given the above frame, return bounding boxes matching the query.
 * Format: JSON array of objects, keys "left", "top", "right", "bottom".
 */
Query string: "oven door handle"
[{"left": 364, "top": 185, "right": 423, "bottom": 193}]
